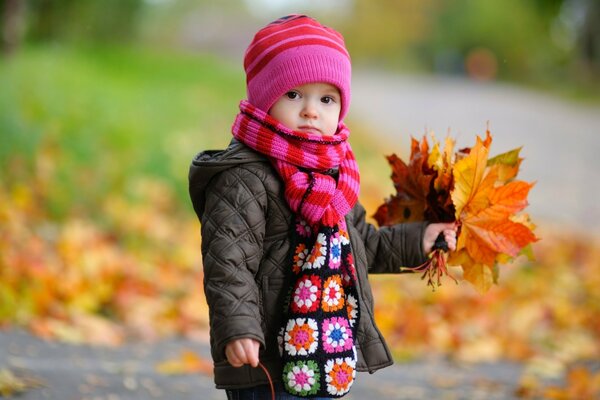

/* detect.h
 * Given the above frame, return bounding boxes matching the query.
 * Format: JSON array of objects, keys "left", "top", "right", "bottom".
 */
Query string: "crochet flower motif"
[
  {"left": 303, "top": 233, "right": 327, "bottom": 270},
  {"left": 322, "top": 276, "right": 345, "bottom": 312},
  {"left": 284, "top": 318, "right": 319, "bottom": 356},
  {"left": 296, "top": 219, "right": 312, "bottom": 238},
  {"left": 283, "top": 360, "right": 321, "bottom": 396},
  {"left": 338, "top": 224, "right": 350, "bottom": 246},
  {"left": 322, "top": 317, "right": 353, "bottom": 353},
  {"left": 341, "top": 253, "right": 357, "bottom": 287},
  {"left": 293, "top": 243, "right": 309, "bottom": 274},
  {"left": 325, "top": 357, "right": 356, "bottom": 396},
  {"left": 346, "top": 294, "right": 358, "bottom": 327},
  {"left": 329, "top": 233, "right": 342, "bottom": 269},
  {"left": 291, "top": 275, "right": 321, "bottom": 313}
]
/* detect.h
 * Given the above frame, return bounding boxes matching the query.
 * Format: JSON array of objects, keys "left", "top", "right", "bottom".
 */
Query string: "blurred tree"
[
  {"left": 531, "top": 0, "right": 600, "bottom": 76},
  {"left": 1, "top": 0, "right": 25, "bottom": 56},
  {"left": 579, "top": 0, "right": 600, "bottom": 74},
  {"left": 423, "top": 0, "right": 557, "bottom": 80},
  {"left": 337, "top": 0, "right": 439, "bottom": 68},
  {"left": 340, "top": 0, "right": 598, "bottom": 87},
  {"left": 532, "top": 0, "right": 565, "bottom": 22},
  {"left": 26, "top": 0, "right": 145, "bottom": 43}
]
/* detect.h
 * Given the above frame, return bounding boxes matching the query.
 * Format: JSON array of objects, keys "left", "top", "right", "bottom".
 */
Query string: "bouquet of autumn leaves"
[{"left": 373, "top": 130, "right": 537, "bottom": 293}]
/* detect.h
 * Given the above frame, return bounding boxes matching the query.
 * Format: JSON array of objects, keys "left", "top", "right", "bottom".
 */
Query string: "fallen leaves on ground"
[
  {"left": 0, "top": 173, "right": 209, "bottom": 345},
  {"left": 1, "top": 136, "right": 598, "bottom": 395},
  {"left": 0, "top": 368, "right": 44, "bottom": 397},
  {"left": 516, "top": 365, "right": 600, "bottom": 399},
  {"left": 156, "top": 349, "right": 213, "bottom": 376}
]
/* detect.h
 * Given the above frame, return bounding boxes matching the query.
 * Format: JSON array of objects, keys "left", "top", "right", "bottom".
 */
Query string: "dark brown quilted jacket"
[{"left": 188, "top": 139, "right": 428, "bottom": 389}]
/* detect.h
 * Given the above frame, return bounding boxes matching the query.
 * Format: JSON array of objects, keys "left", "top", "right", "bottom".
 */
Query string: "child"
[{"left": 189, "top": 15, "right": 457, "bottom": 399}]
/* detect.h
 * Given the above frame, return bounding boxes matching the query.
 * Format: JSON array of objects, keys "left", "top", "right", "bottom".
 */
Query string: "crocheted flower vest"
[
  {"left": 232, "top": 101, "right": 361, "bottom": 398},
  {"left": 280, "top": 218, "right": 360, "bottom": 397}
]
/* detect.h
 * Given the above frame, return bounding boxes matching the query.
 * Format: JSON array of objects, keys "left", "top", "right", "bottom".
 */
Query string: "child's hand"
[
  {"left": 225, "top": 338, "right": 260, "bottom": 368},
  {"left": 423, "top": 222, "right": 457, "bottom": 254}
]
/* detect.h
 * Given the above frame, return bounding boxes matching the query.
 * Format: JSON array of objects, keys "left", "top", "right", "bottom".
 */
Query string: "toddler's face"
[{"left": 269, "top": 83, "right": 341, "bottom": 136}]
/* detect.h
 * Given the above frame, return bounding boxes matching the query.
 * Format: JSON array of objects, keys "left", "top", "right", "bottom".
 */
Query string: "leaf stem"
[{"left": 406, "top": 249, "right": 458, "bottom": 291}]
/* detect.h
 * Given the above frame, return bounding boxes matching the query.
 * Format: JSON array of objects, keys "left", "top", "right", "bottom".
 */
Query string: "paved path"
[
  {"left": 352, "top": 72, "right": 600, "bottom": 235},
  {"left": 1, "top": 329, "right": 525, "bottom": 400}
]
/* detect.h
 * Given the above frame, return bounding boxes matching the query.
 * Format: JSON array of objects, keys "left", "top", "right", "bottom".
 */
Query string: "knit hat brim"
[
  {"left": 244, "top": 15, "right": 352, "bottom": 121},
  {"left": 247, "top": 45, "right": 351, "bottom": 120}
]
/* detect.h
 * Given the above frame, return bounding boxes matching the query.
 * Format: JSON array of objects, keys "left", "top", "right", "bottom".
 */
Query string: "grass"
[
  {"left": 0, "top": 44, "right": 245, "bottom": 220},
  {"left": 0, "top": 44, "right": 399, "bottom": 223}
]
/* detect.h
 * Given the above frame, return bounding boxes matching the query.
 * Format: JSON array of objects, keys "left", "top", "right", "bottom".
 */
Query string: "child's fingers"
[
  {"left": 225, "top": 342, "right": 244, "bottom": 367},
  {"left": 241, "top": 339, "right": 260, "bottom": 367},
  {"left": 226, "top": 339, "right": 260, "bottom": 368},
  {"left": 443, "top": 229, "right": 457, "bottom": 251}
]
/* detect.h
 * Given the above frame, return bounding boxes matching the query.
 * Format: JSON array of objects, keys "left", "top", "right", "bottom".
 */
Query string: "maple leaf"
[
  {"left": 487, "top": 147, "right": 523, "bottom": 183},
  {"left": 429, "top": 135, "right": 455, "bottom": 193},
  {"left": 462, "top": 262, "right": 496, "bottom": 294},
  {"left": 451, "top": 134, "right": 491, "bottom": 219},
  {"left": 373, "top": 138, "right": 432, "bottom": 225},
  {"left": 374, "top": 134, "right": 459, "bottom": 226},
  {"left": 375, "top": 130, "right": 537, "bottom": 292},
  {"left": 452, "top": 135, "right": 537, "bottom": 290}
]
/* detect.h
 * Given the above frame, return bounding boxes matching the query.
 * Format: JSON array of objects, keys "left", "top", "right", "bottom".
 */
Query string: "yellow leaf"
[
  {"left": 428, "top": 138, "right": 442, "bottom": 171},
  {"left": 465, "top": 165, "right": 498, "bottom": 215},
  {"left": 443, "top": 136, "right": 455, "bottom": 166},
  {"left": 447, "top": 248, "right": 471, "bottom": 266},
  {"left": 462, "top": 262, "right": 494, "bottom": 293},
  {"left": 452, "top": 135, "right": 491, "bottom": 219}
]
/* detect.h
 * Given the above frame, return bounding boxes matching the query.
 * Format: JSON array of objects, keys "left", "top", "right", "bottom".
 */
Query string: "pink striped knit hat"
[{"left": 244, "top": 15, "right": 352, "bottom": 120}]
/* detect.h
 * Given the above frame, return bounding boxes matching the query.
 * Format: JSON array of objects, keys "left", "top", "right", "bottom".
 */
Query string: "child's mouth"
[{"left": 298, "top": 126, "right": 321, "bottom": 135}]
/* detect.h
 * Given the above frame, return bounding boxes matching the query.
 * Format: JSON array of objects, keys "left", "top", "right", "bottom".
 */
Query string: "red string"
[{"left": 258, "top": 362, "right": 275, "bottom": 400}]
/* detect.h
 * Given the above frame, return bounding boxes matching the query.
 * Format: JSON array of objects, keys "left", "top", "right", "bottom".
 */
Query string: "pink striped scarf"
[
  {"left": 233, "top": 100, "right": 362, "bottom": 397},
  {"left": 232, "top": 100, "right": 360, "bottom": 227}
]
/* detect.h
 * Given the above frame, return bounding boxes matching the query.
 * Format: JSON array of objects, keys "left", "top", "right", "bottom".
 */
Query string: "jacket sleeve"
[
  {"left": 351, "top": 202, "right": 428, "bottom": 274},
  {"left": 199, "top": 166, "right": 267, "bottom": 356}
]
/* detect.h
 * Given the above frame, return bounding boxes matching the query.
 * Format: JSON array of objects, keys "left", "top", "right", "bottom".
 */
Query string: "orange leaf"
[
  {"left": 462, "top": 215, "right": 537, "bottom": 265},
  {"left": 452, "top": 135, "right": 490, "bottom": 219},
  {"left": 450, "top": 131, "right": 536, "bottom": 290},
  {"left": 488, "top": 180, "right": 534, "bottom": 215},
  {"left": 388, "top": 154, "right": 425, "bottom": 201}
]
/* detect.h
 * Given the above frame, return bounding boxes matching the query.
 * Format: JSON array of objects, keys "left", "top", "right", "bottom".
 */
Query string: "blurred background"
[{"left": 1, "top": 0, "right": 600, "bottom": 398}]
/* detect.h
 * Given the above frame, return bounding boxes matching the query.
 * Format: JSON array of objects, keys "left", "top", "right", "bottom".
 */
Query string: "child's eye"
[
  {"left": 285, "top": 91, "right": 300, "bottom": 100},
  {"left": 321, "top": 96, "right": 336, "bottom": 104}
]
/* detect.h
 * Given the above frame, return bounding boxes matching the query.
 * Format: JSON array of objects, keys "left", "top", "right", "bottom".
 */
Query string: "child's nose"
[{"left": 301, "top": 101, "right": 318, "bottom": 119}]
